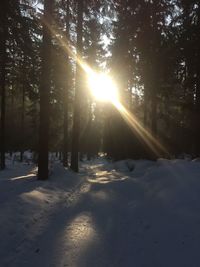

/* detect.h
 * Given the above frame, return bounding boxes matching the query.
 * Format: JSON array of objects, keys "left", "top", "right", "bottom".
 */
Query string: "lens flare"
[
  {"left": 42, "top": 19, "right": 168, "bottom": 158},
  {"left": 113, "top": 101, "right": 168, "bottom": 157},
  {"left": 88, "top": 73, "right": 118, "bottom": 102}
]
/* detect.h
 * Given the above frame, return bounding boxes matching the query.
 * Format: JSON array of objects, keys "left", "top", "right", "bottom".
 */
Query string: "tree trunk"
[
  {"left": 151, "top": 89, "right": 157, "bottom": 137},
  {"left": 194, "top": 6, "right": 200, "bottom": 156},
  {"left": 20, "top": 83, "right": 25, "bottom": 162},
  {"left": 63, "top": 0, "right": 70, "bottom": 167},
  {"left": 143, "top": 84, "right": 148, "bottom": 127},
  {"left": 195, "top": 71, "right": 200, "bottom": 155},
  {"left": 70, "top": 0, "right": 84, "bottom": 172},
  {"left": 150, "top": 1, "right": 158, "bottom": 137},
  {"left": 0, "top": 0, "right": 7, "bottom": 170},
  {"left": 38, "top": 0, "right": 53, "bottom": 180}
]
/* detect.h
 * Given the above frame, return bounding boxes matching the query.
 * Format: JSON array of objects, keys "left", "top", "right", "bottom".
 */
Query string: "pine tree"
[
  {"left": 71, "top": 0, "right": 84, "bottom": 172},
  {"left": 38, "top": 0, "right": 53, "bottom": 180},
  {"left": 63, "top": 0, "right": 70, "bottom": 167},
  {"left": 0, "top": 0, "right": 8, "bottom": 169}
]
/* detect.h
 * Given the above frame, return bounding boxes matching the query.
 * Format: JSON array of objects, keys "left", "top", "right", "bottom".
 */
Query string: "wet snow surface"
[{"left": 1, "top": 158, "right": 200, "bottom": 266}]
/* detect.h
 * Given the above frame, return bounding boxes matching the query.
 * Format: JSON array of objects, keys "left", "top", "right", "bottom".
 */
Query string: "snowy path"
[{"left": 1, "top": 159, "right": 200, "bottom": 266}]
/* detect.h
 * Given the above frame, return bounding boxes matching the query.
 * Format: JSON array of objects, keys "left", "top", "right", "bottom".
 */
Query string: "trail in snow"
[{"left": 1, "top": 159, "right": 200, "bottom": 267}]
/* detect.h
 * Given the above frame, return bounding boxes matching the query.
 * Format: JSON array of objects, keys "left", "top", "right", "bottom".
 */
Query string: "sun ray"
[
  {"left": 88, "top": 73, "right": 119, "bottom": 102},
  {"left": 42, "top": 18, "right": 168, "bottom": 158},
  {"left": 41, "top": 18, "right": 94, "bottom": 77},
  {"left": 112, "top": 100, "right": 169, "bottom": 157}
]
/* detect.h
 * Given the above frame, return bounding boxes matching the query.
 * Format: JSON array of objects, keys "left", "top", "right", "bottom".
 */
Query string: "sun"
[{"left": 88, "top": 72, "right": 118, "bottom": 102}]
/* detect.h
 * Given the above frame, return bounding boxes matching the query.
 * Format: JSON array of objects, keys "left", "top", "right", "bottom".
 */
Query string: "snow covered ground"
[{"left": 1, "top": 158, "right": 200, "bottom": 266}]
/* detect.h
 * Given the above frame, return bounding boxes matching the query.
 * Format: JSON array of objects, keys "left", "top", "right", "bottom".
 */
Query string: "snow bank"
[
  {"left": 88, "top": 158, "right": 200, "bottom": 266},
  {"left": 0, "top": 162, "right": 81, "bottom": 266},
  {"left": 1, "top": 157, "right": 200, "bottom": 267},
  {"left": 93, "top": 158, "right": 200, "bottom": 216},
  {"left": 99, "top": 159, "right": 155, "bottom": 174},
  {"left": 142, "top": 159, "right": 200, "bottom": 210}
]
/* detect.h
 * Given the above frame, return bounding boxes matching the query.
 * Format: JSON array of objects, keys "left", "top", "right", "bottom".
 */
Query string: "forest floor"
[{"left": 1, "top": 158, "right": 200, "bottom": 267}]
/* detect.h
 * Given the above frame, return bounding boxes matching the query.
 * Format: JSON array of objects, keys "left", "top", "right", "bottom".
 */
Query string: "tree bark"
[
  {"left": 0, "top": 0, "right": 7, "bottom": 170},
  {"left": 38, "top": 0, "right": 53, "bottom": 180},
  {"left": 194, "top": 6, "right": 200, "bottom": 156},
  {"left": 20, "top": 83, "right": 25, "bottom": 162},
  {"left": 151, "top": 88, "right": 157, "bottom": 136},
  {"left": 196, "top": 67, "right": 200, "bottom": 155},
  {"left": 63, "top": 0, "right": 70, "bottom": 167},
  {"left": 143, "top": 83, "right": 148, "bottom": 127},
  {"left": 70, "top": 0, "right": 84, "bottom": 172},
  {"left": 150, "top": 1, "right": 159, "bottom": 137}
]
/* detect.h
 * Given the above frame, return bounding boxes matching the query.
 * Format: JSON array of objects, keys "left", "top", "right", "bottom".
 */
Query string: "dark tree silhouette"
[
  {"left": 71, "top": 0, "right": 84, "bottom": 172},
  {"left": 38, "top": 0, "right": 53, "bottom": 180},
  {"left": 0, "top": 0, "right": 8, "bottom": 170},
  {"left": 63, "top": 0, "right": 70, "bottom": 167}
]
